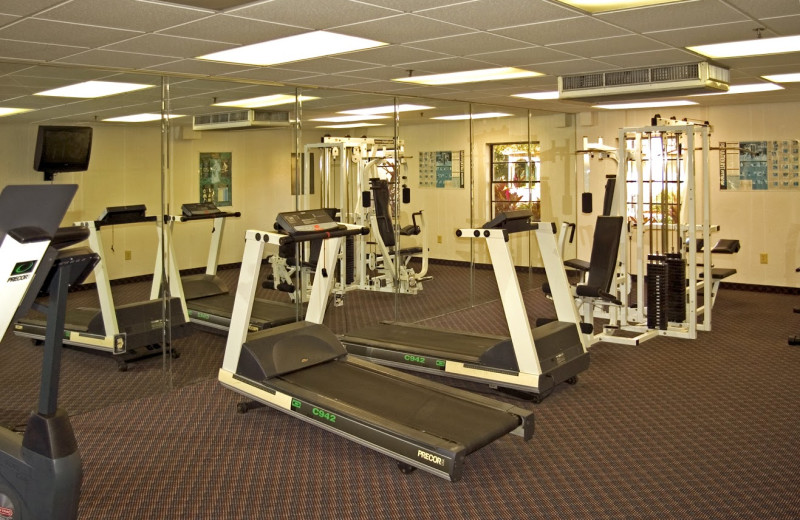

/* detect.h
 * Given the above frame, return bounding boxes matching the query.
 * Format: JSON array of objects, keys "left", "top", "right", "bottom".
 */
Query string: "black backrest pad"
[
  {"left": 370, "top": 178, "right": 396, "bottom": 247},
  {"left": 585, "top": 216, "right": 624, "bottom": 292},
  {"left": 0, "top": 184, "right": 78, "bottom": 248}
]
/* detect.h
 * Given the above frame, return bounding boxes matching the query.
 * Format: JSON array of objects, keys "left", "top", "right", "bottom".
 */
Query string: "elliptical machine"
[{"left": 0, "top": 184, "right": 95, "bottom": 520}]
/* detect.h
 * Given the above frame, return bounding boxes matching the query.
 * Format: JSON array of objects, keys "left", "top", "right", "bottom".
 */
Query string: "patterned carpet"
[{"left": 2, "top": 262, "right": 799, "bottom": 518}]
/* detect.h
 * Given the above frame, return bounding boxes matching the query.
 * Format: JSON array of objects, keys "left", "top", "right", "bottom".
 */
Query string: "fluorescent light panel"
[
  {"left": 0, "top": 107, "right": 33, "bottom": 117},
  {"left": 555, "top": 0, "right": 688, "bottom": 13},
  {"left": 315, "top": 123, "right": 385, "bottom": 129},
  {"left": 512, "top": 91, "right": 559, "bottom": 100},
  {"left": 198, "top": 31, "right": 387, "bottom": 66},
  {"left": 311, "top": 115, "right": 388, "bottom": 123},
  {"left": 762, "top": 73, "right": 800, "bottom": 83},
  {"left": 431, "top": 112, "right": 512, "bottom": 120},
  {"left": 214, "top": 94, "right": 319, "bottom": 108},
  {"left": 35, "top": 81, "right": 155, "bottom": 98},
  {"left": 103, "top": 113, "right": 186, "bottom": 122},
  {"left": 340, "top": 104, "right": 434, "bottom": 115},
  {"left": 593, "top": 100, "right": 697, "bottom": 110},
  {"left": 393, "top": 67, "right": 541, "bottom": 86},
  {"left": 688, "top": 35, "right": 800, "bottom": 59},
  {"left": 690, "top": 83, "right": 784, "bottom": 96}
]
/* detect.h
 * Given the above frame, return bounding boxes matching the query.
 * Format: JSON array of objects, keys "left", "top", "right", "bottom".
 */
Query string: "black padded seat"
[
  {"left": 711, "top": 239, "right": 741, "bottom": 254},
  {"left": 700, "top": 268, "right": 737, "bottom": 280},
  {"left": 564, "top": 258, "right": 590, "bottom": 272}
]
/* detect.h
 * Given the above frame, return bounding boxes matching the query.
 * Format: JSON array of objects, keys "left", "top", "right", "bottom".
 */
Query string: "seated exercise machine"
[
  {"left": 158, "top": 202, "right": 297, "bottom": 334},
  {"left": 790, "top": 267, "right": 800, "bottom": 346},
  {"left": 15, "top": 204, "right": 191, "bottom": 370},
  {"left": 340, "top": 211, "right": 590, "bottom": 403},
  {"left": 1, "top": 184, "right": 95, "bottom": 520},
  {"left": 219, "top": 209, "right": 533, "bottom": 481}
]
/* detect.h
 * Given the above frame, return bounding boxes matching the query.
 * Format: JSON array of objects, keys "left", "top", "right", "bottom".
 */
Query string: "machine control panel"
[
  {"left": 182, "top": 202, "right": 222, "bottom": 217},
  {"left": 275, "top": 209, "right": 341, "bottom": 235}
]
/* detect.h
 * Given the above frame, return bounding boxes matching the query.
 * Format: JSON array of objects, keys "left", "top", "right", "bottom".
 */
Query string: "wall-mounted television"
[{"left": 33, "top": 125, "right": 93, "bottom": 181}]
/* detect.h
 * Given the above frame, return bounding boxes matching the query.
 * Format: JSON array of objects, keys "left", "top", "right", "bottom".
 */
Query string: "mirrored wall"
[{"left": 0, "top": 62, "right": 578, "bottom": 421}]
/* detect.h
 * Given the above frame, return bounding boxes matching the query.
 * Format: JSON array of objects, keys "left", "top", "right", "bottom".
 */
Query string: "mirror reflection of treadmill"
[
  {"left": 171, "top": 203, "right": 297, "bottom": 334},
  {"left": 14, "top": 205, "right": 192, "bottom": 371}
]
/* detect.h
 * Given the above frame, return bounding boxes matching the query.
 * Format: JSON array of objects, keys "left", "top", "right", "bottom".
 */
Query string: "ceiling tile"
[
  {"left": 530, "top": 59, "right": 618, "bottom": 76},
  {"left": 144, "top": 58, "right": 256, "bottom": 76},
  {"left": 493, "top": 16, "right": 631, "bottom": 46},
  {"left": 0, "top": 0, "right": 67, "bottom": 16},
  {"left": 357, "top": 0, "right": 474, "bottom": 12},
  {"left": 596, "top": 0, "right": 748, "bottom": 33},
  {"left": 332, "top": 45, "right": 450, "bottom": 67},
  {"left": 760, "top": 14, "right": 800, "bottom": 36},
  {"left": 333, "top": 66, "right": 419, "bottom": 81},
  {"left": 228, "top": 0, "right": 401, "bottom": 30},
  {"left": 393, "top": 56, "right": 496, "bottom": 74},
  {"left": 0, "top": 14, "right": 19, "bottom": 27},
  {"left": 550, "top": 34, "right": 670, "bottom": 58},
  {"left": 0, "top": 39, "right": 84, "bottom": 61},
  {"left": 35, "top": 0, "right": 210, "bottom": 32},
  {"left": 103, "top": 34, "right": 232, "bottom": 58},
  {"left": 0, "top": 18, "right": 141, "bottom": 47},
  {"left": 469, "top": 46, "right": 579, "bottom": 67},
  {"left": 418, "top": 0, "right": 577, "bottom": 31},
  {"left": 220, "top": 67, "right": 317, "bottom": 83},
  {"left": 645, "top": 21, "right": 768, "bottom": 47},
  {"left": 595, "top": 48, "right": 701, "bottom": 68},
  {"left": 335, "top": 14, "right": 475, "bottom": 44},
  {"left": 53, "top": 49, "right": 179, "bottom": 69},
  {"left": 408, "top": 33, "right": 529, "bottom": 56},
  {"left": 159, "top": 14, "right": 304, "bottom": 44},
  {"left": 723, "top": 0, "right": 800, "bottom": 19}
]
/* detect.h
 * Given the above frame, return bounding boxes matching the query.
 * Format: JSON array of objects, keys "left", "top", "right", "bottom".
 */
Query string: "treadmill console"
[
  {"left": 275, "top": 209, "right": 342, "bottom": 235},
  {"left": 182, "top": 202, "right": 222, "bottom": 217},
  {"left": 482, "top": 210, "right": 537, "bottom": 233},
  {"left": 97, "top": 205, "right": 150, "bottom": 226}
]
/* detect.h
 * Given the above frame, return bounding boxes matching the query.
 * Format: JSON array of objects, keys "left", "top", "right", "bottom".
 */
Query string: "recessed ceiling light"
[
  {"left": 315, "top": 123, "right": 386, "bottom": 129},
  {"left": 340, "top": 104, "right": 434, "bottom": 115},
  {"left": 393, "top": 67, "right": 541, "bottom": 86},
  {"left": 689, "top": 83, "right": 784, "bottom": 96},
  {"left": 310, "top": 115, "right": 389, "bottom": 123},
  {"left": 431, "top": 112, "right": 512, "bottom": 120},
  {"left": 593, "top": 100, "right": 697, "bottom": 110},
  {"left": 103, "top": 113, "right": 186, "bottom": 122},
  {"left": 0, "top": 107, "right": 34, "bottom": 117},
  {"left": 762, "top": 73, "right": 800, "bottom": 83},
  {"left": 512, "top": 91, "right": 560, "bottom": 100},
  {"left": 35, "top": 80, "right": 155, "bottom": 98},
  {"left": 213, "top": 94, "right": 319, "bottom": 108},
  {"left": 198, "top": 31, "right": 387, "bottom": 66},
  {"left": 688, "top": 35, "right": 800, "bottom": 59},
  {"left": 554, "top": 0, "right": 688, "bottom": 13}
]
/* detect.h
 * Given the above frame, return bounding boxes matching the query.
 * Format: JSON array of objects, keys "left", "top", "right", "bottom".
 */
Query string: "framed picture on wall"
[{"left": 199, "top": 152, "right": 232, "bottom": 206}]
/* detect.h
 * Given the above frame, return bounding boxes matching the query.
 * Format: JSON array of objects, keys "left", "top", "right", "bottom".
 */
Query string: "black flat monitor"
[{"left": 33, "top": 125, "right": 93, "bottom": 181}]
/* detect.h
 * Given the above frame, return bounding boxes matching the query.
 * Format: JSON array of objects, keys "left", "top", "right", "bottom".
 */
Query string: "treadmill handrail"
[{"left": 275, "top": 225, "right": 369, "bottom": 245}]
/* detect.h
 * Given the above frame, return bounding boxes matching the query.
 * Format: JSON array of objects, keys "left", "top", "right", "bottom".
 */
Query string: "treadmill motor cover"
[{"left": 238, "top": 321, "right": 346, "bottom": 381}]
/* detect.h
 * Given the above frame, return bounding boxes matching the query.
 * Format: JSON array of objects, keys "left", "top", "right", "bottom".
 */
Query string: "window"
[
  {"left": 624, "top": 133, "right": 684, "bottom": 226},
  {"left": 490, "top": 142, "right": 541, "bottom": 218}
]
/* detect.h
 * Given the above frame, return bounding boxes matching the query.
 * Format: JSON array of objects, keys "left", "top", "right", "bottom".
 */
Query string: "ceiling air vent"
[
  {"left": 192, "top": 109, "right": 291, "bottom": 130},
  {"left": 558, "top": 62, "right": 729, "bottom": 102}
]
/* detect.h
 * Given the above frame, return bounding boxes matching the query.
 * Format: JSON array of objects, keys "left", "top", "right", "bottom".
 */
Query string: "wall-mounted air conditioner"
[
  {"left": 192, "top": 109, "right": 291, "bottom": 130},
  {"left": 558, "top": 63, "right": 729, "bottom": 102}
]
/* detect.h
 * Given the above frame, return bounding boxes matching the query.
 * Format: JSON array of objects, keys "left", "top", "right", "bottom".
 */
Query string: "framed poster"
[{"left": 199, "top": 152, "right": 232, "bottom": 206}]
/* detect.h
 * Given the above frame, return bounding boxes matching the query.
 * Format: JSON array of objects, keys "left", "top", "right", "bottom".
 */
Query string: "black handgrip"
[
  {"left": 52, "top": 226, "right": 90, "bottom": 249},
  {"left": 178, "top": 211, "right": 241, "bottom": 222},
  {"left": 8, "top": 226, "right": 50, "bottom": 244},
  {"left": 277, "top": 226, "right": 369, "bottom": 245}
]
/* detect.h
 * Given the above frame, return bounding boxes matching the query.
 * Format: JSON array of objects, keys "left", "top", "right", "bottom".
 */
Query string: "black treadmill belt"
[
  {"left": 18, "top": 307, "right": 96, "bottom": 333},
  {"left": 341, "top": 323, "right": 504, "bottom": 363},
  {"left": 276, "top": 359, "right": 519, "bottom": 453},
  {"left": 189, "top": 293, "right": 297, "bottom": 325}
]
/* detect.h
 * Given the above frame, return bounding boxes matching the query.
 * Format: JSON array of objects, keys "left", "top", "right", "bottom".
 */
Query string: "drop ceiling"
[{"left": 1, "top": 0, "right": 799, "bottom": 124}]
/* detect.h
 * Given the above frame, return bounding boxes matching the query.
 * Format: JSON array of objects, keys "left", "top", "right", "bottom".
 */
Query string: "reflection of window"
[
  {"left": 624, "top": 134, "right": 684, "bottom": 226},
  {"left": 489, "top": 142, "right": 540, "bottom": 218}
]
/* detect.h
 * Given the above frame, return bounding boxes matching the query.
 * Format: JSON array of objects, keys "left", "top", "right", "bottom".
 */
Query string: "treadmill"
[
  {"left": 15, "top": 205, "right": 192, "bottom": 370},
  {"left": 219, "top": 209, "right": 534, "bottom": 481},
  {"left": 340, "top": 211, "right": 590, "bottom": 403},
  {"left": 159, "top": 202, "right": 297, "bottom": 334}
]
